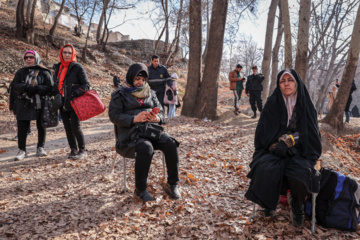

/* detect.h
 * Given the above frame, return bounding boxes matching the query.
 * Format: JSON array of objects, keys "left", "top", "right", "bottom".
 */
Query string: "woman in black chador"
[{"left": 245, "top": 69, "right": 321, "bottom": 227}]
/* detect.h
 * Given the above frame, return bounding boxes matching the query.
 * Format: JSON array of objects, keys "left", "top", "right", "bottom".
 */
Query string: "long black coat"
[
  {"left": 245, "top": 69, "right": 322, "bottom": 210},
  {"left": 12, "top": 65, "right": 53, "bottom": 120},
  {"left": 53, "top": 62, "right": 90, "bottom": 111}
]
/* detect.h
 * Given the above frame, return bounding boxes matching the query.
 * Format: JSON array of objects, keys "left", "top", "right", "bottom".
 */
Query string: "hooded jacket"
[{"left": 109, "top": 63, "right": 175, "bottom": 158}]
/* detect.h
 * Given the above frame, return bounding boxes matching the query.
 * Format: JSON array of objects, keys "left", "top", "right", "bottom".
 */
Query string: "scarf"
[
  {"left": 121, "top": 81, "right": 151, "bottom": 99},
  {"left": 57, "top": 44, "right": 77, "bottom": 96},
  {"left": 279, "top": 70, "right": 298, "bottom": 126}
]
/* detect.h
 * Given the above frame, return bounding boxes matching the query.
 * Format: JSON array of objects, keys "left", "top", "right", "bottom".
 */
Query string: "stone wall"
[
  {"left": 109, "top": 39, "right": 183, "bottom": 59},
  {"left": 0, "top": 78, "right": 10, "bottom": 109}
]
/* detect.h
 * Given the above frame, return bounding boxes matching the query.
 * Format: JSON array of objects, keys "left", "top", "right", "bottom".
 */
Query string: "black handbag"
[
  {"left": 124, "top": 122, "right": 164, "bottom": 144},
  {"left": 52, "top": 93, "right": 63, "bottom": 111},
  {"left": 42, "top": 96, "right": 59, "bottom": 128}
]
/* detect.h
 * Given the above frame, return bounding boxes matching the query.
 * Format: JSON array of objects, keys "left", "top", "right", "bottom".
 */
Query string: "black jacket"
[
  {"left": 245, "top": 73, "right": 265, "bottom": 93},
  {"left": 53, "top": 62, "right": 90, "bottom": 111},
  {"left": 147, "top": 64, "right": 171, "bottom": 88},
  {"left": 12, "top": 65, "right": 53, "bottom": 120},
  {"left": 109, "top": 87, "right": 171, "bottom": 158}
]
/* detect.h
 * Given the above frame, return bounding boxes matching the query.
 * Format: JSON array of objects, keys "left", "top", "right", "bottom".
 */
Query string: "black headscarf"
[
  {"left": 125, "top": 63, "right": 149, "bottom": 86},
  {"left": 254, "top": 69, "right": 321, "bottom": 161}
]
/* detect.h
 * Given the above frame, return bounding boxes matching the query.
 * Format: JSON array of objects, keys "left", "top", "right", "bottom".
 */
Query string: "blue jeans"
[
  {"left": 345, "top": 111, "right": 350, "bottom": 123},
  {"left": 168, "top": 104, "right": 176, "bottom": 118}
]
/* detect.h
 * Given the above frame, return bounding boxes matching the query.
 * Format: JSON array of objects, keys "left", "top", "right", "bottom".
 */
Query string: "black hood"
[
  {"left": 126, "top": 63, "right": 149, "bottom": 86},
  {"left": 254, "top": 68, "right": 321, "bottom": 161}
]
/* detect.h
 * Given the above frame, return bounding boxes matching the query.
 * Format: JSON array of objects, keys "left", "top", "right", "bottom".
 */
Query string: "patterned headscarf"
[{"left": 279, "top": 70, "right": 298, "bottom": 126}]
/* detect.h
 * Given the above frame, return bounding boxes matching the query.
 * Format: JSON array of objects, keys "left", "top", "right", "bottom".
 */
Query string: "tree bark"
[
  {"left": 49, "top": 0, "right": 66, "bottom": 38},
  {"left": 269, "top": 1, "right": 284, "bottom": 95},
  {"left": 83, "top": 0, "right": 97, "bottom": 63},
  {"left": 26, "top": 0, "right": 37, "bottom": 44},
  {"left": 294, "top": 0, "right": 311, "bottom": 83},
  {"left": 97, "top": 0, "right": 110, "bottom": 44},
  {"left": 321, "top": 3, "right": 360, "bottom": 131},
  {"left": 202, "top": 0, "right": 210, "bottom": 63},
  {"left": 192, "top": 0, "right": 228, "bottom": 120},
  {"left": 181, "top": 0, "right": 202, "bottom": 116},
  {"left": 281, "top": 0, "right": 292, "bottom": 68},
  {"left": 15, "top": 0, "right": 25, "bottom": 39},
  {"left": 261, "top": 0, "right": 279, "bottom": 103}
]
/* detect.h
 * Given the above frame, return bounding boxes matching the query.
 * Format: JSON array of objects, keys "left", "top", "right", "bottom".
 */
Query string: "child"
[{"left": 164, "top": 73, "right": 179, "bottom": 118}]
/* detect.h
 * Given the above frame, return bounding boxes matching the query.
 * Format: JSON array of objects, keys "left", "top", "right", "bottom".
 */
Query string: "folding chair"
[
  {"left": 251, "top": 166, "right": 321, "bottom": 234},
  {"left": 110, "top": 126, "right": 166, "bottom": 193}
]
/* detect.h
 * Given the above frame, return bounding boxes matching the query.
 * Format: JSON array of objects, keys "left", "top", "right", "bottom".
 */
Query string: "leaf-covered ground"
[{"left": 1, "top": 108, "right": 360, "bottom": 239}]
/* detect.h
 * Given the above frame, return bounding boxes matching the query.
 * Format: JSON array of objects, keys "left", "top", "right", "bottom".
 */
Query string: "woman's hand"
[
  {"left": 147, "top": 111, "right": 160, "bottom": 123},
  {"left": 133, "top": 111, "right": 150, "bottom": 123}
]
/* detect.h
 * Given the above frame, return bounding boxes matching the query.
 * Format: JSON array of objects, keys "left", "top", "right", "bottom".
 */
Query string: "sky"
[{"left": 109, "top": 0, "right": 271, "bottom": 49}]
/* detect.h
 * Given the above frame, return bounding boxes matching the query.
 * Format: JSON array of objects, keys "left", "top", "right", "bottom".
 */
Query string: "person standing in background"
[{"left": 229, "top": 64, "right": 245, "bottom": 115}]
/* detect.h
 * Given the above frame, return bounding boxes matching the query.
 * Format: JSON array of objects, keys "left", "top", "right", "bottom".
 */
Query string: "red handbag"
[{"left": 70, "top": 89, "right": 105, "bottom": 121}]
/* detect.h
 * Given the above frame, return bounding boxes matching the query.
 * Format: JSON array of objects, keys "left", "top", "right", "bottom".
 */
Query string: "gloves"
[
  {"left": 27, "top": 86, "right": 37, "bottom": 95},
  {"left": 272, "top": 141, "right": 288, "bottom": 158}
]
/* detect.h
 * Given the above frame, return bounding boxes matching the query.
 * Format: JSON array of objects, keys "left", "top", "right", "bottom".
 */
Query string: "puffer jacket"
[
  {"left": 246, "top": 73, "right": 265, "bottom": 93},
  {"left": 109, "top": 87, "right": 177, "bottom": 158},
  {"left": 12, "top": 65, "right": 53, "bottom": 120},
  {"left": 53, "top": 62, "right": 90, "bottom": 111}
]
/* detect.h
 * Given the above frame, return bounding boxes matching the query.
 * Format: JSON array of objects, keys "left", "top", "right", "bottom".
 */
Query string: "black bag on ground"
[
  {"left": 42, "top": 96, "right": 59, "bottom": 128},
  {"left": 306, "top": 167, "right": 360, "bottom": 231}
]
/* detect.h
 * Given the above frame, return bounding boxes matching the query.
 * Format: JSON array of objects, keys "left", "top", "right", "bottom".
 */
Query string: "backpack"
[{"left": 306, "top": 167, "right": 360, "bottom": 231}]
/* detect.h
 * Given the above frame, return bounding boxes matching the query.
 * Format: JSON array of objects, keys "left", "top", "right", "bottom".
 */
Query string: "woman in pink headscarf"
[{"left": 12, "top": 50, "right": 53, "bottom": 161}]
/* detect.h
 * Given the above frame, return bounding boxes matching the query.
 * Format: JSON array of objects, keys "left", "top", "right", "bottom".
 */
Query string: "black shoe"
[
  {"left": 73, "top": 149, "right": 87, "bottom": 160},
  {"left": 134, "top": 189, "right": 155, "bottom": 202},
  {"left": 290, "top": 200, "right": 305, "bottom": 227},
  {"left": 166, "top": 184, "right": 181, "bottom": 199},
  {"left": 251, "top": 114, "right": 256, "bottom": 119},
  {"left": 68, "top": 149, "right": 78, "bottom": 159},
  {"left": 264, "top": 208, "right": 274, "bottom": 217}
]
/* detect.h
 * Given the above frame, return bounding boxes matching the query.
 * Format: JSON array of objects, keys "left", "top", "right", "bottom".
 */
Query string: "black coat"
[
  {"left": 109, "top": 63, "right": 176, "bottom": 158},
  {"left": 53, "top": 62, "right": 90, "bottom": 111},
  {"left": 245, "top": 69, "right": 322, "bottom": 210},
  {"left": 245, "top": 73, "right": 265, "bottom": 93},
  {"left": 12, "top": 65, "right": 53, "bottom": 120}
]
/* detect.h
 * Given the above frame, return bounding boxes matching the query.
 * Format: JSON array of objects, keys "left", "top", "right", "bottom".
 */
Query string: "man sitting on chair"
[{"left": 108, "top": 62, "right": 181, "bottom": 202}]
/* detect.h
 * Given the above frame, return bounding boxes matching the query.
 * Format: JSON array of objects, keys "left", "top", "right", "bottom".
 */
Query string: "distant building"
[{"left": 90, "top": 23, "right": 130, "bottom": 42}]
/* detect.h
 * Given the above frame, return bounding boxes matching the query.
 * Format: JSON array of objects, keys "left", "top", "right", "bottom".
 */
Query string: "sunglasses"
[{"left": 24, "top": 56, "right": 35, "bottom": 60}]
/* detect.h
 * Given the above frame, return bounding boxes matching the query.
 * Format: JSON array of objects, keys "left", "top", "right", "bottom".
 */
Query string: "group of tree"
[{"left": 11, "top": 0, "right": 360, "bottom": 131}]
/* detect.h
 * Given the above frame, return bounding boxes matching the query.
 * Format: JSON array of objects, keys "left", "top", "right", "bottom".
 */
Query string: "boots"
[
  {"left": 251, "top": 111, "right": 257, "bottom": 119},
  {"left": 234, "top": 107, "right": 240, "bottom": 115}
]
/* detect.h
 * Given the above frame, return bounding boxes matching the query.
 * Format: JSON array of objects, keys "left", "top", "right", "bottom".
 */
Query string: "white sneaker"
[
  {"left": 14, "top": 150, "right": 27, "bottom": 161},
  {"left": 36, "top": 147, "right": 48, "bottom": 157}
]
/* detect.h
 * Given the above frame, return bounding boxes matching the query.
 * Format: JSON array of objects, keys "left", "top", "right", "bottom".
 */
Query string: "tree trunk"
[
  {"left": 281, "top": 0, "right": 292, "bottom": 68},
  {"left": 83, "top": 0, "right": 97, "bottom": 63},
  {"left": 269, "top": 1, "right": 284, "bottom": 95},
  {"left": 163, "top": 0, "right": 169, "bottom": 53},
  {"left": 294, "top": 0, "right": 311, "bottom": 83},
  {"left": 49, "top": 0, "right": 66, "bottom": 38},
  {"left": 15, "top": 0, "right": 25, "bottom": 39},
  {"left": 97, "top": 0, "right": 110, "bottom": 44},
  {"left": 321, "top": 3, "right": 360, "bottom": 131},
  {"left": 261, "top": 0, "right": 279, "bottom": 103},
  {"left": 181, "top": 0, "right": 202, "bottom": 116},
  {"left": 26, "top": 0, "right": 37, "bottom": 44},
  {"left": 192, "top": 0, "right": 228, "bottom": 120},
  {"left": 174, "top": 0, "right": 184, "bottom": 56},
  {"left": 202, "top": 0, "right": 210, "bottom": 63}
]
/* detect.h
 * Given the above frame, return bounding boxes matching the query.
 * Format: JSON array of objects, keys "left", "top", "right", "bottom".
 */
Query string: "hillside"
[{"left": 1, "top": 5, "right": 360, "bottom": 240}]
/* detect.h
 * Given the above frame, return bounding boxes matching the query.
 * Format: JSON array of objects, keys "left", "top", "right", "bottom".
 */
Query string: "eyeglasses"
[
  {"left": 24, "top": 56, "right": 35, "bottom": 60},
  {"left": 63, "top": 51, "right": 72, "bottom": 55}
]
